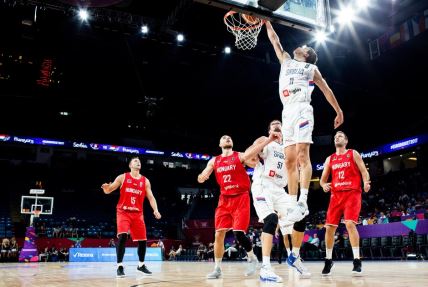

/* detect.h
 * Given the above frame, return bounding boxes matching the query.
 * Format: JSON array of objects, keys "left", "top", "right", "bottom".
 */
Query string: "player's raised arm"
[
  {"left": 101, "top": 174, "right": 124, "bottom": 194},
  {"left": 265, "top": 21, "right": 290, "bottom": 64},
  {"left": 240, "top": 131, "right": 279, "bottom": 164},
  {"left": 313, "top": 68, "right": 344, "bottom": 129},
  {"left": 198, "top": 158, "right": 215, "bottom": 183}
]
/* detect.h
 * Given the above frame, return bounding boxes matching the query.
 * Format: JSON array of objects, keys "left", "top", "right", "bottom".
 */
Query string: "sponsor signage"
[
  {"left": 2, "top": 134, "right": 212, "bottom": 160},
  {"left": 313, "top": 134, "right": 428, "bottom": 171},
  {"left": 69, "top": 247, "right": 162, "bottom": 262}
]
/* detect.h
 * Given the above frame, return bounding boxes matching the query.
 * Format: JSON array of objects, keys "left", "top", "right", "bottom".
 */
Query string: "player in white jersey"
[
  {"left": 265, "top": 21, "right": 344, "bottom": 224},
  {"left": 249, "top": 120, "right": 309, "bottom": 282}
]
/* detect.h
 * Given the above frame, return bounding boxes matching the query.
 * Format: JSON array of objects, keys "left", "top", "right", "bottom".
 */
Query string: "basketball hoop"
[{"left": 224, "top": 11, "right": 266, "bottom": 50}]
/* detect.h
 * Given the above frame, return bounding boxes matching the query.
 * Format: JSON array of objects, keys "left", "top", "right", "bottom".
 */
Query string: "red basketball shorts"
[
  {"left": 116, "top": 209, "right": 147, "bottom": 241},
  {"left": 215, "top": 192, "right": 250, "bottom": 232},
  {"left": 326, "top": 189, "right": 362, "bottom": 226}
]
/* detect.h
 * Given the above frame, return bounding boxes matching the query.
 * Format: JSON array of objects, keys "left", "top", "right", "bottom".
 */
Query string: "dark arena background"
[{"left": 0, "top": 0, "right": 428, "bottom": 286}]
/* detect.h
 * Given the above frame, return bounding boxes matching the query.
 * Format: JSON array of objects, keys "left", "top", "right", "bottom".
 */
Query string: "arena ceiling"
[{"left": 0, "top": 0, "right": 427, "bottom": 158}]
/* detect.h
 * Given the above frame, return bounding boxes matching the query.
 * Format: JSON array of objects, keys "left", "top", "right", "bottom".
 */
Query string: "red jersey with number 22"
[
  {"left": 117, "top": 172, "right": 146, "bottom": 212},
  {"left": 330, "top": 149, "right": 361, "bottom": 193},
  {"left": 214, "top": 151, "right": 250, "bottom": 196}
]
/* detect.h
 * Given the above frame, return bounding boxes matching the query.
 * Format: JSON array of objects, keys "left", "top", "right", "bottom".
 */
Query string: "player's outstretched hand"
[
  {"left": 153, "top": 210, "right": 162, "bottom": 219},
  {"left": 334, "top": 111, "right": 344, "bottom": 129},
  {"left": 101, "top": 183, "right": 111, "bottom": 194}
]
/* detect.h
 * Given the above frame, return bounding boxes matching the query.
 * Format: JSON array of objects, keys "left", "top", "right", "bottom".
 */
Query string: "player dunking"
[
  {"left": 320, "top": 131, "right": 370, "bottom": 276},
  {"left": 102, "top": 157, "right": 161, "bottom": 278},
  {"left": 198, "top": 133, "right": 280, "bottom": 279},
  {"left": 265, "top": 21, "right": 344, "bottom": 223}
]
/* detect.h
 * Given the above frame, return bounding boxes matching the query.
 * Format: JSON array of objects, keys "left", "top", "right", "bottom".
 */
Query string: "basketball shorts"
[
  {"left": 325, "top": 190, "right": 362, "bottom": 226},
  {"left": 282, "top": 102, "right": 314, "bottom": 148},
  {"left": 215, "top": 192, "right": 250, "bottom": 232},
  {"left": 251, "top": 181, "right": 294, "bottom": 234},
  {"left": 116, "top": 209, "right": 147, "bottom": 241}
]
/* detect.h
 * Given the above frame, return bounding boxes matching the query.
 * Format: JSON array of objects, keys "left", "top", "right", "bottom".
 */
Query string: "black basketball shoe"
[
  {"left": 116, "top": 266, "right": 125, "bottom": 278},
  {"left": 321, "top": 259, "right": 334, "bottom": 276},
  {"left": 352, "top": 258, "right": 362, "bottom": 276},
  {"left": 137, "top": 264, "right": 152, "bottom": 275}
]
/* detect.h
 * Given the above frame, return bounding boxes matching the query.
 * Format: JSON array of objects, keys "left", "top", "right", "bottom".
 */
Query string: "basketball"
[{"left": 242, "top": 14, "right": 259, "bottom": 25}]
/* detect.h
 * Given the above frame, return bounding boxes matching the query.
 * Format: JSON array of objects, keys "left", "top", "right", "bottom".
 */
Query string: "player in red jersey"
[
  {"left": 320, "top": 131, "right": 370, "bottom": 276},
  {"left": 198, "top": 133, "right": 280, "bottom": 279},
  {"left": 102, "top": 157, "right": 161, "bottom": 278}
]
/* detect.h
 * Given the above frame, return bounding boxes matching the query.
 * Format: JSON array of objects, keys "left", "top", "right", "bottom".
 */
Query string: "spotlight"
[
  {"left": 315, "top": 30, "right": 327, "bottom": 42},
  {"left": 337, "top": 6, "right": 354, "bottom": 25},
  {"left": 177, "top": 34, "right": 184, "bottom": 42},
  {"left": 141, "top": 25, "right": 148, "bottom": 34},
  {"left": 78, "top": 9, "right": 89, "bottom": 21},
  {"left": 224, "top": 46, "right": 231, "bottom": 54},
  {"left": 357, "top": 0, "right": 369, "bottom": 10}
]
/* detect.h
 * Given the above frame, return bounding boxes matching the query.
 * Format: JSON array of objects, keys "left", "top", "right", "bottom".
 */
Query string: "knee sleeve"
[
  {"left": 262, "top": 213, "right": 278, "bottom": 235},
  {"left": 233, "top": 231, "right": 252, "bottom": 252},
  {"left": 116, "top": 233, "right": 127, "bottom": 263},
  {"left": 293, "top": 217, "right": 306, "bottom": 232}
]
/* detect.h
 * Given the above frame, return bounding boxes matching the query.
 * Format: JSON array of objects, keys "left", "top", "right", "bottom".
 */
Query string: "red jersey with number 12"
[
  {"left": 117, "top": 172, "right": 146, "bottom": 212},
  {"left": 330, "top": 149, "right": 361, "bottom": 193},
  {"left": 214, "top": 151, "right": 250, "bottom": 195}
]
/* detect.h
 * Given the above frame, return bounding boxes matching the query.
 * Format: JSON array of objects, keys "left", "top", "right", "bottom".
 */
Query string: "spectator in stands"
[
  {"left": 207, "top": 243, "right": 214, "bottom": 261},
  {"left": 109, "top": 238, "right": 116, "bottom": 247},
  {"left": 197, "top": 243, "right": 207, "bottom": 261},
  {"left": 334, "top": 232, "right": 344, "bottom": 249},
  {"left": 156, "top": 239, "right": 165, "bottom": 260},
  {"left": 59, "top": 248, "right": 69, "bottom": 262},
  {"left": 53, "top": 227, "right": 61, "bottom": 238},
  {"left": 72, "top": 227, "right": 79, "bottom": 238},
  {"left": 1, "top": 238, "right": 10, "bottom": 261},
  {"left": 74, "top": 240, "right": 81, "bottom": 248},
  {"left": 378, "top": 212, "right": 389, "bottom": 224},
  {"left": 168, "top": 246, "right": 176, "bottom": 261},
  {"left": 225, "top": 240, "right": 238, "bottom": 259},
  {"left": 9, "top": 237, "right": 18, "bottom": 262},
  {"left": 39, "top": 247, "right": 49, "bottom": 262},
  {"left": 367, "top": 214, "right": 377, "bottom": 224},
  {"left": 50, "top": 246, "right": 59, "bottom": 262},
  {"left": 175, "top": 244, "right": 184, "bottom": 257}
]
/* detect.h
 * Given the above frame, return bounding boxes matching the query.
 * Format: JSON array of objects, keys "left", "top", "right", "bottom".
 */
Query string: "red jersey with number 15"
[
  {"left": 329, "top": 149, "right": 362, "bottom": 193},
  {"left": 214, "top": 151, "right": 250, "bottom": 196},
  {"left": 117, "top": 172, "right": 146, "bottom": 212}
]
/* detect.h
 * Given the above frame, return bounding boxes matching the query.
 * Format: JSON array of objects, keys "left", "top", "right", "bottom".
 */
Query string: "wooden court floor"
[{"left": 1, "top": 261, "right": 427, "bottom": 287}]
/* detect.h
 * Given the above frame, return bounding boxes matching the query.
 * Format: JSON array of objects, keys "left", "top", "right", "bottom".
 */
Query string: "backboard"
[
  {"left": 196, "top": 0, "right": 331, "bottom": 32},
  {"left": 21, "top": 196, "right": 54, "bottom": 215}
]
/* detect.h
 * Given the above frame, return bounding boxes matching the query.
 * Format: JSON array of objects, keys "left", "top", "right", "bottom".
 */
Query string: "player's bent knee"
[
  {"left": 293, "top": 219, "right": 305, "bottom": 232},
  {"left": 262, "top": 213, "right": 278, "bottom": 235},
  {"left": 118, "top": 233, "right": 128, "bottom": 243}
]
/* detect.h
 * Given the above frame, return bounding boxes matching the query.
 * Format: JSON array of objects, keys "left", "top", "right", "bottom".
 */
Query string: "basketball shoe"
[
  {"left": 137, "top": 264, "right": 152, "bottom": 275},
  {"left": 116, "top": 266, "right": 125, "bottom": 278}
]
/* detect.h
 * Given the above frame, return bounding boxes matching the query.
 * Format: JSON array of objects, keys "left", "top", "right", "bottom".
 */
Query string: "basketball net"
[{"left": 224, "top": 11, "right": 266, "bottom": 50}]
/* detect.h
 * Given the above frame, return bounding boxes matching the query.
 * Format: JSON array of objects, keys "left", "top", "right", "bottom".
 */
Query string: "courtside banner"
[{"left": 69, "top": 247, "right": 162, "bottom": 262}]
